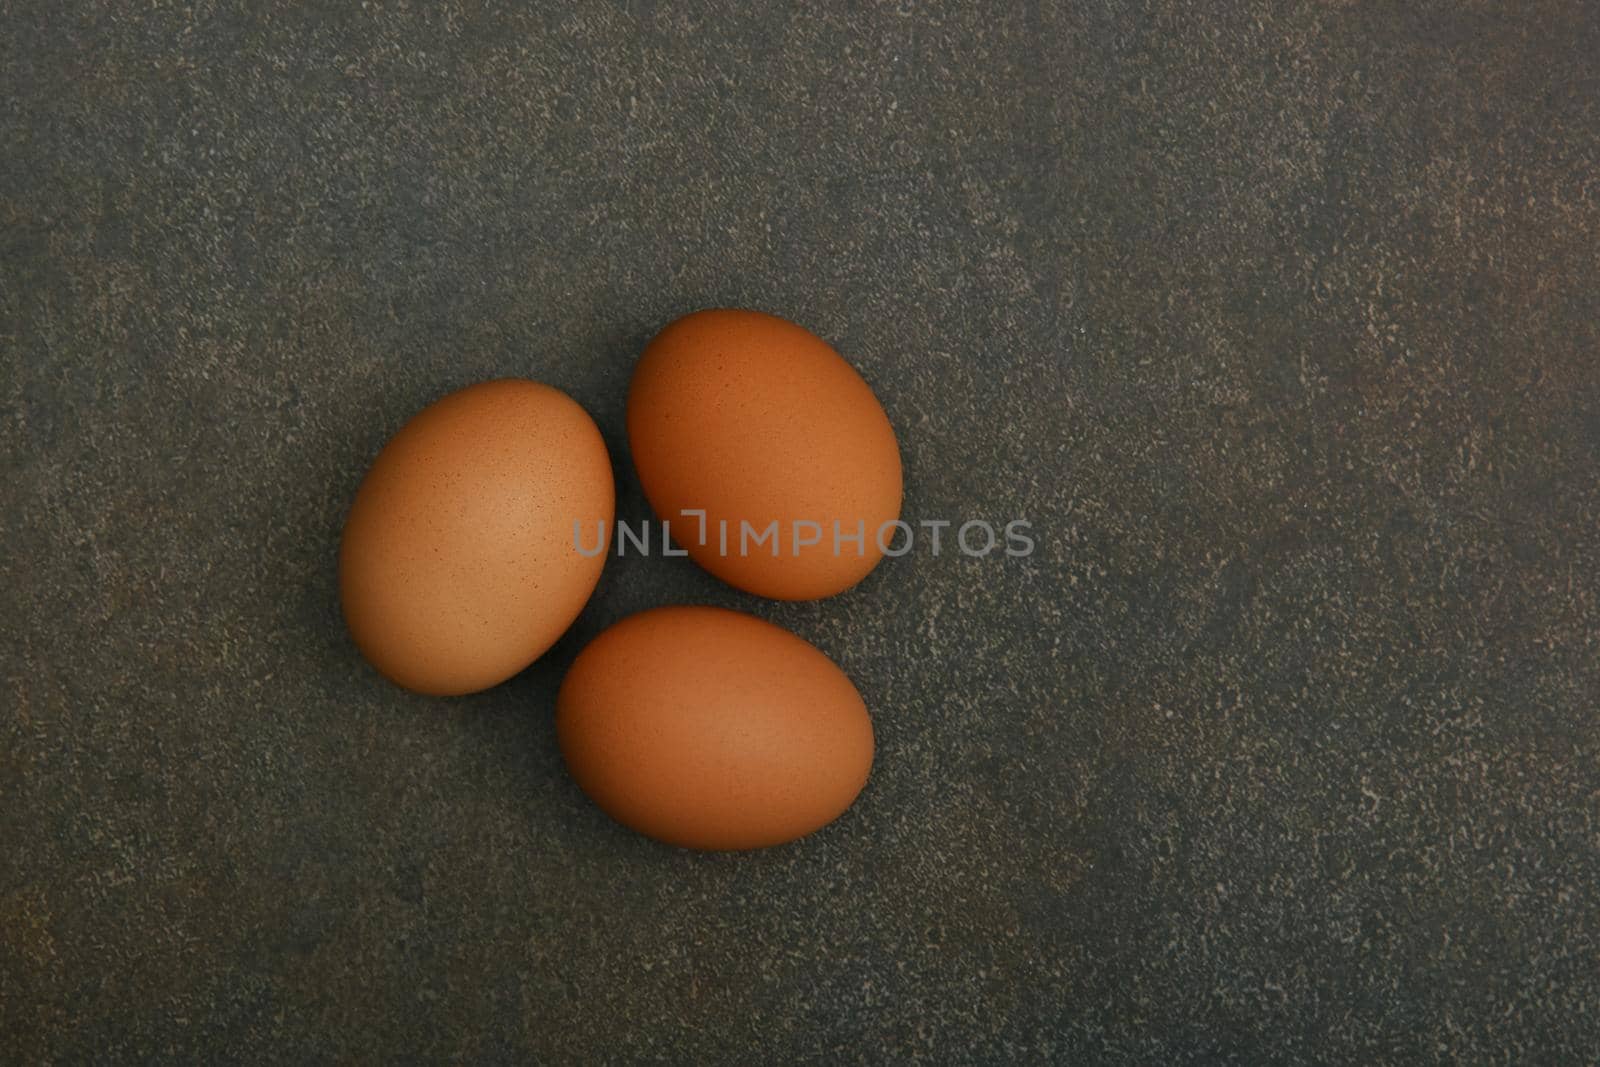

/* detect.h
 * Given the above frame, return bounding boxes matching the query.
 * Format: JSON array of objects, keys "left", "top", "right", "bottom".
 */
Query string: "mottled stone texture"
[{"left": 3, "top": 1, "right": 1598, "bottom": 1062}]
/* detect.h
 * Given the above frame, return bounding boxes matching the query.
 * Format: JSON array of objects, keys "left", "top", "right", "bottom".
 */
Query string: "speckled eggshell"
[
  {"left": 627, "top": 309, "right": 902, "bottom": 600},
  {"left": 556, "top": 606, "right": 875, "bottom": 850},
  {"left": 339, "top": 379, "right": 613, "bottom": 696}
]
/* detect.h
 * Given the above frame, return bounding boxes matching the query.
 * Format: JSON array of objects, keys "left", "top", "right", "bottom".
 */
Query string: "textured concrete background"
[{"left": 4, "top": 2, "right": 1599, "bottom": 1062}]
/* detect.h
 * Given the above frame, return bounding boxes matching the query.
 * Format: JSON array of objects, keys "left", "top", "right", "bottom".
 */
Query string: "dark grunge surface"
[{"left": 4, "top": 3, "right": 1598, "bottom": 1062}]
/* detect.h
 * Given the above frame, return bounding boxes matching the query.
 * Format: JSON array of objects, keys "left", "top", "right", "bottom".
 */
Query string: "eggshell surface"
[
  {"left": 627, "top": 309, "right": 902, "bottom": 600},
  {"left": 340, "top": 379, "right": 613, "bottom": 696},
  {"left": 556, "top": 606, "right": 875, "bottom": 850}
]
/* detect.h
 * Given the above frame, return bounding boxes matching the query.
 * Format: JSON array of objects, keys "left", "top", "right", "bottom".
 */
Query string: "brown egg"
[
  {"left": 556, "top": 606, "right": 874, "bottom": 850},
  {"left": 340, "top": 379, "right": 613, "bottom": 696},
  {"left": 627, "top": 309, "right": 902, "bottom": 600}
]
